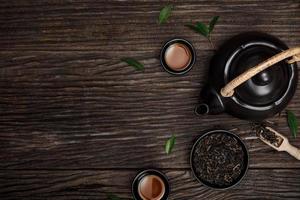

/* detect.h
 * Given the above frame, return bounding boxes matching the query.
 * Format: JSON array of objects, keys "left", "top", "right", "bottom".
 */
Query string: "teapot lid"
[{"left": 225, "top": 43, "right": 292, "bottom": 108}]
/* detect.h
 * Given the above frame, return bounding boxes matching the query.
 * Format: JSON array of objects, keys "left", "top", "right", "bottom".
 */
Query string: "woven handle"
[{"left": 220, "top": 47, "right": 300, "bottom": 97}]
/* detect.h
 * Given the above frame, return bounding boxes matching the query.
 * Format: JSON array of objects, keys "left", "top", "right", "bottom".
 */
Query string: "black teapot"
[{"left": 196, "top": 32, "right": 300, "bottom": 121}]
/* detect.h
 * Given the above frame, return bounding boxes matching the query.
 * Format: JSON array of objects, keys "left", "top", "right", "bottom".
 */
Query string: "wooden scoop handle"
[
  {"left": 284, "top": 142, "right": 300, "bottom": 160},
  {"left": 220, "top": 47, "right": 300, "bottom": 97}
]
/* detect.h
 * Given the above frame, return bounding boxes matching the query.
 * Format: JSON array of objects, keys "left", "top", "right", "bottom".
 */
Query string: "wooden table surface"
[{"left": 1, "top": 0, "right": 300, "bottom": 199}]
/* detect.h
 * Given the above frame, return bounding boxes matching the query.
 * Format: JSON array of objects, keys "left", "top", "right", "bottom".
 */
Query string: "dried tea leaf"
[
  {"left": 121, "top": 58, "right": 144, "bottom": 71},
  {"left": 159, "top": 5, "right": 173, "bottom": 24},
  {"left": 287, "top": 110, "right": 298, "bottom": 138},
  {"left": 165, "top": 134, "right": 176, "bottom": 155},
  {"left": 191, "top": 132, "right": 245, "bottom": 187}
]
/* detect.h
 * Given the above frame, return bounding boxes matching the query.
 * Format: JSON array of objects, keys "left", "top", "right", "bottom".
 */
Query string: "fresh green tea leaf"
[
  {"left": 185, "top": 24, "right": 200, "bottom": 33},
  {"left": 121, "top": 58, "right": 144, "bottom": 71},
  {"left": 159, "top": 5, "right": 173, "bottom": 24},
  {"left": 165, "top": 134, "right": 176, "bottom": 155},
  {"left": 185, "top": 23, "right": 208, "bottom": 37},
  {"left": 287, "top": 110, "right": 298, "bottom": 138},
  {"left": 196, "top": 22, "right": 209, "bottom": 37},
  {"left": 107, "top": 193, "right": 121, "bottom": 200},
  {"left": 186, "top": 16, "right": 220, "bottom": 39},
  {"left": 208, "top": 16, "right": 219, "bottom": 33}
]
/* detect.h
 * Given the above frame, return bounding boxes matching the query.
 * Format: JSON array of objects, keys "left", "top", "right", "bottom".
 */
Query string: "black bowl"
[{"left": 190, "top": 130, "right": 249, "bottom": 189}]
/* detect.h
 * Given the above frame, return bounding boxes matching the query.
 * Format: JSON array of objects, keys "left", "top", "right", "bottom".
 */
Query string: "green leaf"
[
  {"left": 159, "top": 5, "right": 173, "bottom": 24},
  {"left": 287, "top": 110, "right": 298, "bottom": 138},
  {"left": 208, "top": 16, "right": 219, "bottom": 34},
  {"left": 185, "top": 24, "right": 200, "bottom": 33},
  {"left": 165, "top": 134, "right": 176, "bottom": 155},
  {"left": 185, "top": 23, "right": 209, "bottom": 38},
  {"left": 186, "top": 16, "right": 220, "bottom": 38},
  {"left": 196, "top": 22, "right": 209, "bottom": 37},
  {"left": 121, "top": 58, "right": 144, "bottom": 71},
  {"left": 107, "top": 193, "right": 121, "bottom": 200}
]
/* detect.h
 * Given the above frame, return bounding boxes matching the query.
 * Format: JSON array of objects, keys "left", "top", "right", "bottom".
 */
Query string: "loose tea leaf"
[
  {"left": 192, "top": 132, "right": 246, "bottom": 187},
  {"left": 256, "top": 126, "right": 283, "bottom": 148},
  {"left": 165, "top": 134, "right": 176, "bottom": 154},
  {"left": 186, "top": 16, "right": 219, "bottom": 47},
  {"left": 121, "top": 58, "right": 144, "bottom": 71},
  {"left": 287, "top": 110, "right": 298, "bottom": 138},
  {"left": 158, "top": 5, "right": 173, "bottom": 24},
  {"left": 107, "top": 193, "right": 121, "bottom": 200}
]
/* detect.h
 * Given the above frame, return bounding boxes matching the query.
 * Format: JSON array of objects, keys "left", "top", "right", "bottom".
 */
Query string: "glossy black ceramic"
[
  {"left": 160, "top": 38, "right": 196, "bottom": 75},
  {"left": 132, "top": 169, "right": 170, "bottom": 200},
  {"left": 196, "top": 32, "right": 298, "bottom": 120},
  {"left": 190, "top": 130, "right": 249, "bottom": 190}
]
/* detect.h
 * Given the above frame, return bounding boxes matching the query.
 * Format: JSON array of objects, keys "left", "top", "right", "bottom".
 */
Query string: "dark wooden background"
[{"left": 0, "top": 0, "right": 300, "bottom": 199}]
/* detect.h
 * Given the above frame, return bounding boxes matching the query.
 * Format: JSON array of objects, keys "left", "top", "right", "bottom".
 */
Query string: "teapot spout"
[
  {"left": 195, "top": 104, "right": 210, "bottom": 115},
  {"left": 195, "top": 86, "right": 225, "bottom": 116},
  {"left": 195, "top": 102, "right": 224, "bottom": 115}
]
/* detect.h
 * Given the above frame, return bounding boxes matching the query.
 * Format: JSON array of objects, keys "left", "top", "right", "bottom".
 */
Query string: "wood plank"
[
  {"left": 1, "top": 51, "right": 300, "bottom": 169},
  {"left": 0, "top": 169, "right": 300, "bottom": 199},
  {"left": 0, "top": 1, "right": 299, "bottom": 52},
  {"left": 1, "top": 0, "right": 300, "bottom": 199}
]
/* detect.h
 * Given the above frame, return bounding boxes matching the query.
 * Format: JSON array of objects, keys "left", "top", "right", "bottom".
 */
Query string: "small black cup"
[
  {"left": 160, "top": 38, "right": 196, "bottom": 75},
  {"left": 132, "top": 169, "right": 170, "bottom": 200}
]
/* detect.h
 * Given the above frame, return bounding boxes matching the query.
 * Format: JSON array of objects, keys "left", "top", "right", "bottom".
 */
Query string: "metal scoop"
[{"left": 256, "top": 126, "right": 300, "bottom": 160}]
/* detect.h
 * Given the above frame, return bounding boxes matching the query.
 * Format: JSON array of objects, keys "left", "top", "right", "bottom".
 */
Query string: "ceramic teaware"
[
  {"left": 160, "top": 38, "right": 196, "bottom": 75},
  {"left": 196, "top": 32, "right": 300, "bottom": 120},
  {"left": 132, "top": 169, "right": 170, "bottom": 200}
]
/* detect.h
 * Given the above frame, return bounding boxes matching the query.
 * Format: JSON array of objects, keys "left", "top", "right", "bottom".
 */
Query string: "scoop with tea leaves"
[{"left": 256, "top": 126, "right": 300, "bottom": 160}]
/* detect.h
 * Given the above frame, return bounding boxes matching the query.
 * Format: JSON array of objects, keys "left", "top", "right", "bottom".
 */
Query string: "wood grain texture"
[
  {"left": 0, "top": 0, "right": 299, "bottom": 53},
  {"left": 1, "top": 51, "right": 300, "bottom": 169},
  {"left": 1, "top": 169, "right": 300, "bottom": 200},
  {"left": 1, "top": 0, "right": 300, "bottom": 199}
]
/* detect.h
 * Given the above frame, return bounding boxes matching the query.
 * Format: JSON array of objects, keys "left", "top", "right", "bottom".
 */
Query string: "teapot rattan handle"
[{"left": 220, "top": 47, "right": 300, "bottom": 97}]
